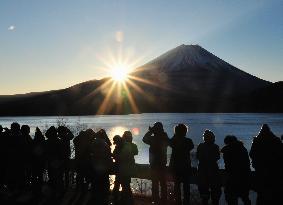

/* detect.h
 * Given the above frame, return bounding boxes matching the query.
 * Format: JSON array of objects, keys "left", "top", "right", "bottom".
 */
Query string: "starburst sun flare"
[
  {"left": 110, "top": 64, "right": 130, "bottom": 82},
  {"left": 90, "top": 48, "right": 165, "bottom": 115}
]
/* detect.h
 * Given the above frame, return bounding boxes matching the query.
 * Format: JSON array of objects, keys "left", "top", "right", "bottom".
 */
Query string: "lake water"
[{"left": 1, "top": 113, "right": 283, "bottom": 167}]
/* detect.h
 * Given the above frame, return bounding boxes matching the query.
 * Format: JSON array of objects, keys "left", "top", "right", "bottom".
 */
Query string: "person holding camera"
[{"left": 143, "top": 122, "right": 169, "bottom": 204}]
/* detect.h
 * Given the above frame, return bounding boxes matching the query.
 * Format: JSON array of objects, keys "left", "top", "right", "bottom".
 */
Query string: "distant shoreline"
[{"left": 0, "top": 112, "right": 283, "bottom": 117}]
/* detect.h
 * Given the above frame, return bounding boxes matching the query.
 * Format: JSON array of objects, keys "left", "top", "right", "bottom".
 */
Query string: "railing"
[{"left": 69, "top": 160, "right": 255, "bottom": 187}]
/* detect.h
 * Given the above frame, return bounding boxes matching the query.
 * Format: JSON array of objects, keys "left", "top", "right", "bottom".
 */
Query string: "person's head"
[
  {"left": 224, "top": 135, "right": 237, "bottom": 145},
  {"left": 95, "top": 129, "right": 106, "bottom": 140},
  {"left": 78, "top": 130, "right": 85, "bottom": 136},
  {"left": 113, "top": 135, "right": 122, "bottom": 145},
  {"left": 174, "top": 124, "right": 188, "bottom": 137},
  {"left": 203, "top": 129, "right": 215, "bottom": 143},
  {"left": 85, "top": 128, "right": 95, "bottom": 138},
  {"left": 11, "top": 122, "right": 20, "bottom": 133},
  {"left": 57, "top": 126, "right": 68, "bottom": 136},
  {"left": 21, "top": 125, "right": 30, "bottom": 135},
  {"left": 34, "top": 127, "right": 45, "bottom": 141},
  {"left": 122, "top": 131, "right": 133, "bottom": 142},
  {"left": 259, "top": 124, "right": 271, "bottom": 136},
  {"left": 97, "top": 129, "right": 107, "bottom": 138},
  {"left": 77, "top": 130, "right": 86, "bottom": 141},
  {"left": 151, "top": 122, "right": 164, "bottom": 134},
  {"left": 45, "top": 126, "right": 57, "bottom": 139}
]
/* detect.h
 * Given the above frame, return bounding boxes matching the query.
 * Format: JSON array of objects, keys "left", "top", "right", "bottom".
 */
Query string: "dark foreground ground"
[
  {"left": 0, "top": 187, "right": 164, "bottom": 205},
  {"left": 0, "top": 164, "right": 257, "bottom": 205},
  {"left": 0, "top": 185, "right": 257, "bottom": 205}
]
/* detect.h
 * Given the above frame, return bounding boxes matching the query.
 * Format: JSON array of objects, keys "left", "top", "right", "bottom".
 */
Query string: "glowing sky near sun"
[{"left": 0, "top": 0, "right": 282, "bottom": 94}]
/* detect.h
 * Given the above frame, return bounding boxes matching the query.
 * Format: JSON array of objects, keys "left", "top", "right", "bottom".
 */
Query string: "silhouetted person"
[
  {"left": 21, "top": 124, "right": 33, "bottom": 186},
  {"left": 249, "top": 124, "right": 283, "bottom": 205},
  {"left": 89, "top": 130, "right": 112, "bottom": 205},
  {"left": 118, "top": 131, "right": 138, "bottom": 205},
  {"left": 97, "top": 129, "right": 112, "bottom": 146},
  {"left": 169, "top": 124, "right": 194, "bottom": 205},
  {"left": 45, "top": 126, "right": 64, "bottom": 197},
  {"left": 197, "top": 130, "right": 221, "bottom": 205},
  {"left": 112, "top": 135, "right": 124, "bottom": 204},
  {"left": 143, "top": 122, "right": 169, "bottom": 203},
  {"left": 57, "top": 126, "right": 74, "bottom": 189},
  {"left": 31, "top": 127, "right": 46, "bottom": 190},
  {"left": 2, "top": 123, "right": 25, "bottom": 193},
  {"left": 11, "top": 123, "right": 28, "bottom": 191},
  {"left": 73, "top": 129, "right": 93, "bottom": 190},
  {"left": 221, "top": 135, "right": 251, "bottom": 205}
]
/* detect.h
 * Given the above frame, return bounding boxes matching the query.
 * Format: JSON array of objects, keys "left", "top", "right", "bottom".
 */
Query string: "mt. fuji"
[
  {"left": 0, "top": 44, "right": 281, "bottom": 115},
  {"left": 133, "top": 44, "right": 269, "bottom": 97},
  {"left": 144, "top": 44, "right": 231, "bottom": 71}
]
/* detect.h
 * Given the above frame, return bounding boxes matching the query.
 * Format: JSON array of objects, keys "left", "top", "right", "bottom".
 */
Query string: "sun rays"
[{"left": 87, "top": 48, "right": 169, "bottom": 115}]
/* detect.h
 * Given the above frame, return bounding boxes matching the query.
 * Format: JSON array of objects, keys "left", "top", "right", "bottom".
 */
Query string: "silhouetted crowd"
[{"left": 0, "top": 122, "right": 282, "bottom": 205}]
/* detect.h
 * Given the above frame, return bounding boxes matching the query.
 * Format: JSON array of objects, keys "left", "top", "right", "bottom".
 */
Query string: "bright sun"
[{"left": 110, "top": 64, "right": 130, "bottom": 82}]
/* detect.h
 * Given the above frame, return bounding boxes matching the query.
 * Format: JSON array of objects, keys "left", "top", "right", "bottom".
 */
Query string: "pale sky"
[{"left": 0, "top": 0, "right": 282, "bottom": 94}]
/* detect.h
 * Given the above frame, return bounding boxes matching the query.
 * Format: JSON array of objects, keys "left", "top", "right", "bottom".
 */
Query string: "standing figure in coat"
[
  {"left": 197, "top": 130, "right": 221, "bottom": 205},
  {"left": 249, "top": 124, "right": 283, "bottom": 205},
  {"left": 119, "top": 131, "right": 138, "bottom": 205},
  {"left": 31, "top": 127, "right": 46, "bottom": 191},
  {"left": 169, "top": 124, "right": 194, "bottom": 205},
  {"left": 45, "top": 126, "right": 64, "bottom": 197},
  {"left": 73, "top": 129, "right": 93, "bottom": 190},
  {"left": 7, "top": 123, "right": 26, "bottom": 191},
  {"left": 221, "top": 135, "right": 251, "bottom": 205},
  {"left": 57, "top": 126, "right": 74, "bottom": 189},
  {"left": 21, "top": 125, "right": 33, "bottom": 186},
  {"left": 89, "top": 130, "right": 112, "bottom": 205},
  {"left": 143, "top": 122, "right": 169, "bottom": 203}
]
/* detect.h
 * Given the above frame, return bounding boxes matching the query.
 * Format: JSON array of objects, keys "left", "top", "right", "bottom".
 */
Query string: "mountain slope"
[
  {"left": 0, "top": 44, "right": 280, "bottom": 115},
  {"left": 132, "top": 44, "right": 270, "bottom": 99},
  {"left": 248, "top": 81, "right": 283, "bottom": 112}
]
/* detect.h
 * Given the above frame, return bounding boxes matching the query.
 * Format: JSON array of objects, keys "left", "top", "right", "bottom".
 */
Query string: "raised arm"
[{"left": 143, "top": 130, "right": 153, "bottom": 145}]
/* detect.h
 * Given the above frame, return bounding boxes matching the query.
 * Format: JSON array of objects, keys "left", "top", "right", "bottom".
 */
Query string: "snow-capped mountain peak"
[{"left": 147, "top": 44, "right": 229, "bottom": 72}]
